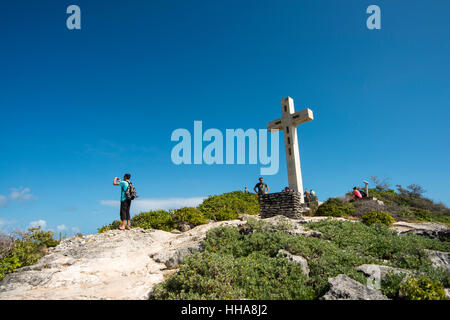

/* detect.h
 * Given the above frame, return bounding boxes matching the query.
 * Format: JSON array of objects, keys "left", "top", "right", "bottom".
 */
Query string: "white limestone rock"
[
  {"left": 0, "top": 220, "right": 246, "bottom": 300},
  {"left": 356, "top": 264, "right": 413, "bottom": 280},
  {"left": 321, "top": 274, "right": 389, "bottom": 300},
  {"left": 277, "top": 249, "right": 310, "bottom": 277},
  {"left": 393, "top": 221, "right": 449, "bottom": 240},
  {"left": 425, "top": 250, "right": 450, "bottom": 271}
]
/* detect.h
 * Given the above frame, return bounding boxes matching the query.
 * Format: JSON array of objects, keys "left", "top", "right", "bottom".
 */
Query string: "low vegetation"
[
  {"left": 358, "top": 181, "right": 450, "bottom": 223},
  {"left": 315, "top": 198, "right": 355, "bottom": 217},
  {"left": 152, "top": 218, "right": 449, "bottom": 300},
  {"left": 361, "top": 211, "right": 395, "bottom": 226},
  {"left": 381, "top": 273, "right": 447, "bottom": 300},
  {"left": 0, "top": 227, "right": 59, "bottom": 281},
  {"left": 399, "top": 275, "right": 447, "bottom": 300},
  {"left": 131, "top": 209, "right": 176, "bottom": 232},
  {"left": 198, "top": 191, "right": 259, "bottom": 220}
]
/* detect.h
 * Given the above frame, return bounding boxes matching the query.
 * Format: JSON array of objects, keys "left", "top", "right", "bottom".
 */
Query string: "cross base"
[{"left": 259, "top": 192, "right": 309, "bottom": 219}]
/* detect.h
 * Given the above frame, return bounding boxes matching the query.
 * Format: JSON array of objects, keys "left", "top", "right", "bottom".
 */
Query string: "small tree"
[
  {"left": 370, "top": 176, "right": 390, "bottom": 191},
  {"left": 0, "top": 233, "right": 15, "bottom": 260},
  {"left": 406, "top": 184, "right": 426, "bottom": 199}
]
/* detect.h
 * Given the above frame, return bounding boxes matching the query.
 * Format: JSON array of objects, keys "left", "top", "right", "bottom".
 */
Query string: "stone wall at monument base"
[{"left": 259, "top": 191, "right": 307, "bottom": 219}]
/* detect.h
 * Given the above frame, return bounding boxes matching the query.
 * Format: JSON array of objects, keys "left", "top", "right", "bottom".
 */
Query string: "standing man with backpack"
[{"left": 113, "top": 173, "right": 138, "bottom": 230}]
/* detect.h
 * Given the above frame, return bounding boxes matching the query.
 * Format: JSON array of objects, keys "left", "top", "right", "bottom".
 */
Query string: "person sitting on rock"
[{"left": 352, "top": 187, "right": 363, "bottom": 200}]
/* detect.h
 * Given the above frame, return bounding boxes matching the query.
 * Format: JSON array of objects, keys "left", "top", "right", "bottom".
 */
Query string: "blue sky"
[{"left": 1, "top": 0, "right": 449, "bottom": 236}]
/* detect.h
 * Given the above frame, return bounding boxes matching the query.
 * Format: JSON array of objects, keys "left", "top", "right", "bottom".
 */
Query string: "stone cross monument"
[{"left": 267, "top": 97, "right": 313, "bottom": 203}]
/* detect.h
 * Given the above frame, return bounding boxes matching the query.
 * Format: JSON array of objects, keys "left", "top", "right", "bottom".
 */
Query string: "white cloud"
[
  {"left": 0, "top": 195, "right": 7, "bottom": 208},
  {"left": 56, "top": 224, "right": 67, "bottom": 232},
  {"left": 0, "top": 187, "right": 37, "bottom": 208},
  {"left": 29, "top": 220, "right": 47, "bottom": 229},
  {"left": 100, "top": 197, "right": 206, "bottom": 214},
  {"left": 9, "top": 187, "right": 36, "bottom": 202}
]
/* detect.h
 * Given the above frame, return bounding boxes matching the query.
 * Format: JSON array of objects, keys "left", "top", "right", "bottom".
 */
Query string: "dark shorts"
[{"left": 120, "top": 199, "right": 131, "bottom": 221}]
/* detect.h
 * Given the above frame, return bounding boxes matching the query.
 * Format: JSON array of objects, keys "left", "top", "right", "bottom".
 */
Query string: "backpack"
[{"left": 125, "top": 181, "right": 138, "bottom": 200}]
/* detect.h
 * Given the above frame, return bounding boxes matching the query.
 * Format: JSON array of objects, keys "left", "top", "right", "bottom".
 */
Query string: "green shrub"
[
  {"left": 213, "top": 208, "right": 239, "bottom": 221},
  {"left": 307, "top": 203, "right": 319, "bottom": 216},
  {"left": 381, "top": 273, "right": 407, "bottom": 299},
  {"left": 367, "top": 188, "right": 400, "bottom": 205},
  {"left": 0, "top": 256, "right": 21, "bottom": 280},
  {"left": 0, "top": 227, "right": 59, "bottom": 281},
  {"left": 199, "top": 191, "right": 259, "bottom": 220},
  {"left": 131, "top": 210, "right": 176, "bottom": 232},
  {"left": 173, "top": 207, "right": 208, "bottom": 227},
  {"left": 398, "top": 207, "right": 414, "bottom": 219},
  {"left": 97, "top": 220, "right": 122, "bottom": 233},
  {"left": 306, "top": 219, "right": 450, "bottom": 271},
  {"left": 152, "top": 251, "right": 315, "bottom": 300},
  {"left": 361, "top": 211, "right": 395, "bottom": 226},
  {"left": 399, "top": 276, "right": 447, "bottom": 300},
  {"left": 412, "top": 208, "right": 432, "bottom": 222},
  {"left": 315, "top": 198, "right": 355, "bottom": 217}
]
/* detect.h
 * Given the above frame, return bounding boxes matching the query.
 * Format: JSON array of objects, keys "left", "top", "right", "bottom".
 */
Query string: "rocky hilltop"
[{"left": 0, "top": 215, "right": 448, "bottom": 300}]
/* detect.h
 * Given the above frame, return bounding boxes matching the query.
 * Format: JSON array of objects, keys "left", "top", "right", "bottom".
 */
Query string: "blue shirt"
[{"left": 119, "top": 181, "right": 129, "bottom": 202}]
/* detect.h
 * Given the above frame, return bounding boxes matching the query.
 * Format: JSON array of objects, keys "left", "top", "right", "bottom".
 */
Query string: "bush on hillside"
[
  {"left": 381, "top": 273, "right": 408, "bottom": 299},
  {"left": 367, "top": 188, "right": 400, "bottom": 205},
  {"left": 198, "top": 191, "right": 259, "bottom": 221},
  {"left": 411, "top": 208, "right": 432, "bottom": 222},
  {"left": 399, "top": 276, "right": 447, "bottom": 300},
  {"left": 315, "top": 198, "right": 355, "bottom": 217},
  {"left": 131, "top": 210, "right": 176, "bottom": 232},
  {"left": 361, "top": 211, "right": 395, "bottom": 226},
  {"left": 0, "top": 227, "right": 59, "bottom": 281},
  {"left": 152, "top": 251, "right": 315, "bottom": 300},
  {"left": 97, "top": 220, "right": 122, "bottom": 233},
  {"left": 172, "top": 207, "right": 209, "bottom": 227}
]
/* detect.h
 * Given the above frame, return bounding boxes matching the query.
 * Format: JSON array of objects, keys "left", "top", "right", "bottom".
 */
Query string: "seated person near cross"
[
  {"left": 310, "top": 190, "right": 318, "bottom": 204},
  {"left": 352, "top": 187, "right": 363, "bottom": 200},
  {"left": 304, "top": 189, "right": 311, "bottom": 202}
]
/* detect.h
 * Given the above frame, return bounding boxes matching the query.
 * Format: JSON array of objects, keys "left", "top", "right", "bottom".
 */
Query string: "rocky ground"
[
  {"left": 0, "top": 215, "right": 448, "bottom": 300},
  {"left": 0, "top": 220, "right": 246, "bottom": 300}
]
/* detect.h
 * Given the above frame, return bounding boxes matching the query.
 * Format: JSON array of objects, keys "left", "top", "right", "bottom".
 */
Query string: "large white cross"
[{"left": 267, "top": 97, "right": 313, "bottom": 202}]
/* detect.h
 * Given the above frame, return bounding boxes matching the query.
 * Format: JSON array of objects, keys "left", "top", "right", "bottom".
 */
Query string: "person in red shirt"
[{"left": 352, "top": 187, "right": 363, "bottom": 200}]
